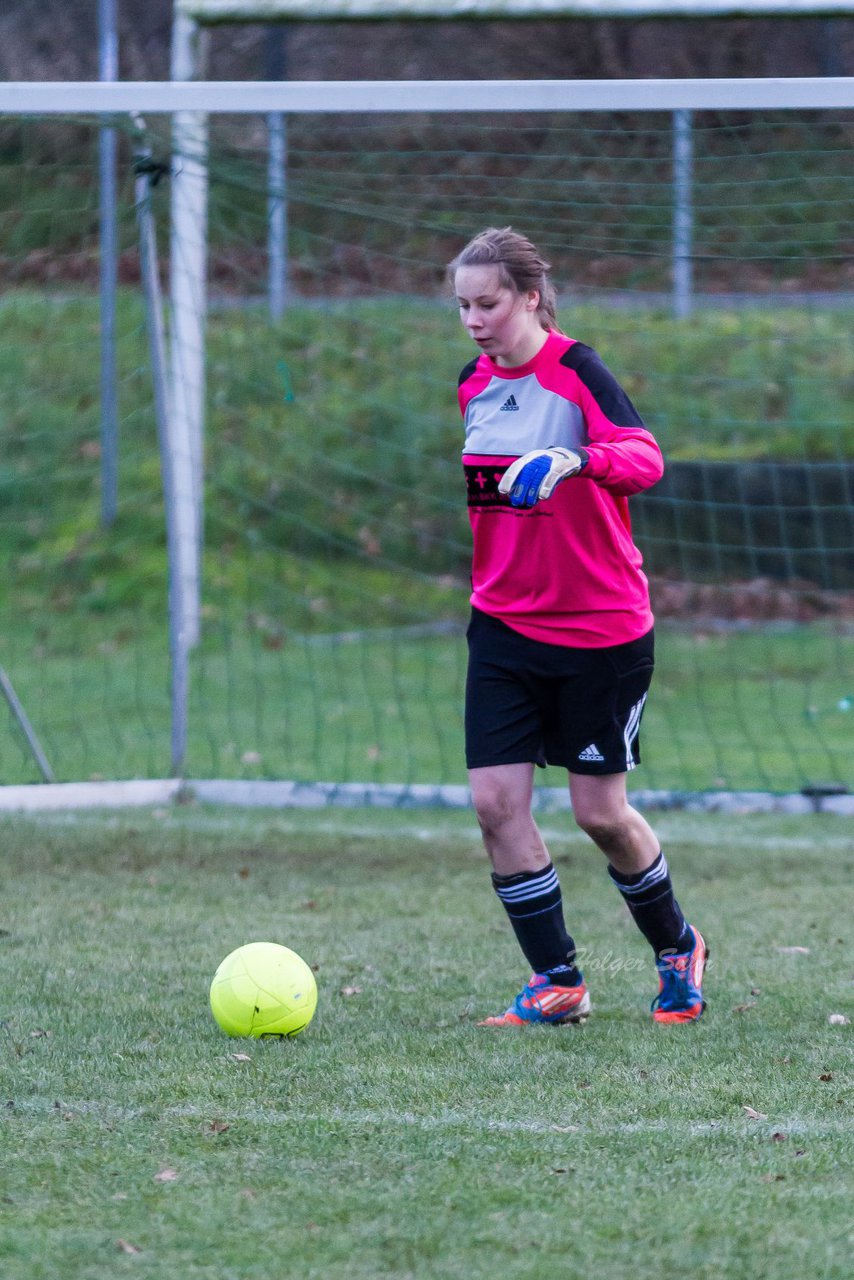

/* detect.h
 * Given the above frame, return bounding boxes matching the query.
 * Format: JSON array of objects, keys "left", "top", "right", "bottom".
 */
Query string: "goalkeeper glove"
[{"left": 498, "top": 446, "right": 588, "bottom": 509}]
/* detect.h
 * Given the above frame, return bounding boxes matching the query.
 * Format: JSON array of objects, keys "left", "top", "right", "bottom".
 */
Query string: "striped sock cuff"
[
  {"left": 492, "top": 862, "right": 562, "bottom": 920},
  {"left": 608, "top": 852, "right": 670, "bottom": 902},
  {"left": 607, "top": 851, "right": 687, "bottom": 956}
]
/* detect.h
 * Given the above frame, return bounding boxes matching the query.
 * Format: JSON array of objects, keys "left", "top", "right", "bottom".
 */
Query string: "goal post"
[{"left": 0, "top": 77, "right": 852, "bottom": 803}]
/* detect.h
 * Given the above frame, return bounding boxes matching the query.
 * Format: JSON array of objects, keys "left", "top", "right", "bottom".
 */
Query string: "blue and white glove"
[{"left": 498, "top": 446, "right": 588, "bottom": 508}]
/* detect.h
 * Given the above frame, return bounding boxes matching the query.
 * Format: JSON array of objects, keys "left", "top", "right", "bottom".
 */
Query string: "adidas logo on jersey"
[
  {"left": 499, "top": 394, "right": 520, "bottom": 412},
  {"left": 578, "top": 743, "right": 605, "bottom": 762}
]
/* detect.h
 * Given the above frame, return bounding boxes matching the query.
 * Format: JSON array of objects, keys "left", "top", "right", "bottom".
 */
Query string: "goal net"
[{"left": 0, "top": 80, "right": 851, "bottom": 802}]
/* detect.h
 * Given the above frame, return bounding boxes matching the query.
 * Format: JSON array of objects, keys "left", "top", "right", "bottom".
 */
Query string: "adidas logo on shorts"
[{"left": 578, "top": 743, "right": 605, "bottom": 762}]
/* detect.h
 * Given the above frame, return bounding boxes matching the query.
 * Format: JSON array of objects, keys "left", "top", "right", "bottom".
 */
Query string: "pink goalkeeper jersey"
[{"left": 459, "top": 329, "right": 663, "bottom": 648}]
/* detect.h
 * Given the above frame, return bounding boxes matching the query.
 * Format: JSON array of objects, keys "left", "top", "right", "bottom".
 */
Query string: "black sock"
[
  {"left": 608, "top": 852, "right": 692, "bottom": 959},
  {"left": 491, "top": 862, "right": 582, "bottom": 984}
]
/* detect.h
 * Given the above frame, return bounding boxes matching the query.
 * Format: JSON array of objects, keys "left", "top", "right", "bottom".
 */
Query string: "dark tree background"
[{"left": 1, "top": 2, "right": 851, "bottom": 82}]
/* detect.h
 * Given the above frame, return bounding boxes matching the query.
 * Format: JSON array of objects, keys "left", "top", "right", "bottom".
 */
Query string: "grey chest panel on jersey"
[{"left": 464, "top": 372, "right": 586, "bottom": 456}]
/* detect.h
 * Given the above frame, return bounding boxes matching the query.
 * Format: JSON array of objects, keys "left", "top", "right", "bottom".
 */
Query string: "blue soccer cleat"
[
  {"left": 651, "top": 925, "right": 709, "bottom": 1024},
  {"left": 478, "top": 972, "right": 591, "bottom": 1027}
]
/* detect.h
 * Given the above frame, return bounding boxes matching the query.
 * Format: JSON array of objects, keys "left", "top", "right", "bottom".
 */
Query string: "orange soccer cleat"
[
  {"left": 651, "top": 926, "right": 709, "bottom": 1024},
  {"left": 478, "top": 972, "right": 591, "bottom": 1027}
]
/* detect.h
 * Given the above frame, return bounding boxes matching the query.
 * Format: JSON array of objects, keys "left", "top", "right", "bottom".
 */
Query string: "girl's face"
[{"left": 454, "top": 264, "right": 544, "bottom": 367}]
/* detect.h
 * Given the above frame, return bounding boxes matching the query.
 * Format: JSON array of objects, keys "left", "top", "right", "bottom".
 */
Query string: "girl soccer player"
[{"left": 450, "top": 226, "right": 707, "bottom": 1026}]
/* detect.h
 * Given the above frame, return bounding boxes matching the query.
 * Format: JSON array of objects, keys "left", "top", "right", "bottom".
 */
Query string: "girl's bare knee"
[
  {"left": 572, "top": 801, "right": 629, "bottom": 848},
  {"left": 471, "top": 781, "right": 517, "bottom": 842}
]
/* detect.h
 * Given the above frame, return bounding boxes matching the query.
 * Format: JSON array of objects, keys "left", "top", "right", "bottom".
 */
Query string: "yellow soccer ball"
[{"left": 210, "top": 942, "right": 317, "bottom": 1038}]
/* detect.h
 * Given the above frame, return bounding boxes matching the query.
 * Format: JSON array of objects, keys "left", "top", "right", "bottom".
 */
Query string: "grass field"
[{"left": 1, "top": 804, "right": 851, "bottom": 1279}]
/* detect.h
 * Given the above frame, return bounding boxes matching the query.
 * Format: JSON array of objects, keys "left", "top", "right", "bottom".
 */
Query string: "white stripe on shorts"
[{"left": 623, "top": 693, "right": 647, "bottom": 771}]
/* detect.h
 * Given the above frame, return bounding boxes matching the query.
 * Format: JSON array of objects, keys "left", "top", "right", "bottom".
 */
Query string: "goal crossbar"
[
  {"left": 1, "top": 77, "right": 853, "bottom": 115},
  {"left": 176, "top": 0, "right": 854, "bottom": 17}
]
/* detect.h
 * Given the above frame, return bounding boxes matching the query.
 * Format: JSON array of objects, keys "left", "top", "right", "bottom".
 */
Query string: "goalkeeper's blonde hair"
[{"left": 448, "top": 227, "right": 558, "bottom": 331}]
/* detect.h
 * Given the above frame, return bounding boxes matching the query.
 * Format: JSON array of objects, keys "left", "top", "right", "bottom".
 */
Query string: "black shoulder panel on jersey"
[
  {"left": 458, "top": 357, "right": 480, "bottom": 388},
  {"left": 559, "top": 341, "right": 646, "bottom": 428}
]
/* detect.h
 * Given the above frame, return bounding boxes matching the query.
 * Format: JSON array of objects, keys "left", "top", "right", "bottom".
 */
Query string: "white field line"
[
  {"left": 6, "top": 1096, "right": 851, "bottom": 1140},
  {"left": 313, "top": 1109, "right": 853, "bottom": 1140}
]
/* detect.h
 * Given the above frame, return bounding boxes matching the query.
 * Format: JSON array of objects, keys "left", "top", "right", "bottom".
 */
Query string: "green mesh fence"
[{"left": 0, "top": 109, "right": 851, "bottom": 793}]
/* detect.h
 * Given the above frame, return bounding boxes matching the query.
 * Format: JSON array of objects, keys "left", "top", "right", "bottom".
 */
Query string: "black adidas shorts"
[{"left": 465, "top": 608, "right": 654, "bottom": 775}]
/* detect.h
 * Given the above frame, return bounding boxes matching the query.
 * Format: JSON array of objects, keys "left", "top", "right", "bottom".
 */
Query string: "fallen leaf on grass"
[
  {"left": 153, "top": 1168, "right": 179, "bottom": 1183},
  {"left": 228, "top": 1053, "right": 252, "bottom": 1062},
  {"left": 733, "top": 1002, "right": 757, "bottom": 1013},
  {"left": 828, "top": 1013, "right": 850, "bottom": 1026},
  {"left": 116, "top": 1239, "right": 142, "bottom": 1255},
  {"left": 743, "top": 1106, "right": 768, "bottom": 1120},
  {"left": 203, "top": 1120, "right": 230, "bottom": 1136},
  {"left": 771, "top": 1131, "right": 788, "bottom": 1142},
  {"left": 819, "top": 1072, "right": 834, "bottom": 1082},
  {"left": 761, "top": 1174, "right": 786, "bottom": 1183},
  {"left": 29, "top": 1028, "right": 51, "bottom": 1039},
  {"left": 340, "top": 986, "right": 362, "bottom": 997},
  {"left": 777, "top": 946, "right": 810, "bottom": 955}
]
